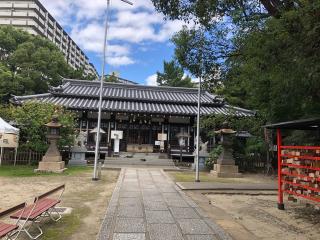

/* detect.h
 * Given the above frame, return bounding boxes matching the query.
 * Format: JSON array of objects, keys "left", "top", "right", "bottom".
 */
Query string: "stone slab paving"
[{"left": 98, "top": 169, "right": 233, "bottom": 240}]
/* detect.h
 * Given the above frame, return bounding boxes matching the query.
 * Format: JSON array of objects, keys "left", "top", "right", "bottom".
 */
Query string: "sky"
[{"left": 40, "top": 0, "right": 191, "bottom": 86}]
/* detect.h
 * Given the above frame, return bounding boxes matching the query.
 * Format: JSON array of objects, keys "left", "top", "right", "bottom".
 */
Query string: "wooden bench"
[
  {"left": 10, "top": 184, "right": 65, "bottom": 239},
  {"left": 0, "top": 203, "right": 27, "bottom": 240}
]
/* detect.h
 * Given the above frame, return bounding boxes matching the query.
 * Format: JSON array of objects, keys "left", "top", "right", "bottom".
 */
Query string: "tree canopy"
[
  {"left": 156, "top": 60, "right": 194, "bottom": 88},
  {"left": 152, "top": 0, "right": 320, "bottom": 123},
  {"left": 0, "top": 26, "right": 85, "bottom": 100},
  {"left": 0, "top": 102, "right": 75, "bottom": 152},
  {"left": 151, "top": 0, "right": 301, "bottom": 26}
]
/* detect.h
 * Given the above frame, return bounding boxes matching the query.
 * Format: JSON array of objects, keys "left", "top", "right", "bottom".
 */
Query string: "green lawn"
[{"left": 0, "top": 165, "right": 92, "bottom": 177}]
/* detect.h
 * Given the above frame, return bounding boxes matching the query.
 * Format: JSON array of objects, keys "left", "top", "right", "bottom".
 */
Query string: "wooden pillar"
[
  {"left": 277, "top": 128, "right": 284, "bottom": 210},
  {"left": 79, "top": 118, "right": 82, "bottom": 132},
  {"left": 86, "top": 116, "right": 89, "bottom": 143},
  {"left": 187, "top": 126, "right": 190, "bottom": 151},
  {"left": 107, "top": 121, "right": 111, "bottom": 144}
]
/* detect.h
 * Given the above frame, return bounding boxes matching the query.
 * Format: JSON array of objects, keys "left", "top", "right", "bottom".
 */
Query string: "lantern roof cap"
[
  {"left": 214, "top": 129, "right": 236, "bottom": 134},
  {"left": 90, "top": 127, "right": 106, "bottom": 134},
  {"left": 176, "top": 132, "right": 191, "bottom": 138},
  {"left": 45, "top": 115, "right": 62, "bottom": 128}
]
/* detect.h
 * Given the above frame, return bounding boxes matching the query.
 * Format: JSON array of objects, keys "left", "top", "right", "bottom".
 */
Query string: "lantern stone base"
[
  {"left": 210, "top": 164, "right": 242, "bottom": 178},
  {"left": 42, "top": 155, "right": 62, "bottom": 162},
  {"left": 35, "top": 161, "right": 66, "bottom": 173}
]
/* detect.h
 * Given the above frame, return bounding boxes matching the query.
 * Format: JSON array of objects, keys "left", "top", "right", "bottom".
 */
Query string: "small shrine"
[
  {"left": 35, "top": 115, "right": 66, "bottom": 173},
  {"left": 211, "top": 121, "right": 242, "bottom": 178}
]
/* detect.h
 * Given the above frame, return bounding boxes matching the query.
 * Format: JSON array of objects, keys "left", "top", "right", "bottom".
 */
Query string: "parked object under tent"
[{"left": 0, "top": 117, "right": 19, "bottom": 166}]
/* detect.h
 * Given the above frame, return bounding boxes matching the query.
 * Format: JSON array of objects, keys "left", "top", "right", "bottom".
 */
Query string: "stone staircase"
[{"left": 104, "top": 152, "right": 175, "bottom": 168}]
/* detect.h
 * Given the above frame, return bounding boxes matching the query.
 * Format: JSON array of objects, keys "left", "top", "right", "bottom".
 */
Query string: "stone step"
[{"left": 104, "top": 158, "right": 175, "bottom": 166}]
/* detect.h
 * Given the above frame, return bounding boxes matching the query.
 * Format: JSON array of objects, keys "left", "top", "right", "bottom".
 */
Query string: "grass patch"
[
  {"left": 0, "top": 165, "right": 92, "bottom": 177},
  {"left": 168, "top": 171, "right": 243, "bottom": 183},
  {"left": 42, "top": 206, "right": 90, "bottom": 240}
]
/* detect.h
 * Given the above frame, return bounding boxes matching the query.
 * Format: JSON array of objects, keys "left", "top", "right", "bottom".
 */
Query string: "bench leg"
[
  {"left": 19, "top": 221, "right": 43, "bottom": 240},
  {"left": 6, "top": 233, "right": 18, "bottom": 240},
  {"left": 46, "top": 207, "right": 62, "bottom": 222},
  {"left": 6, "top": 230, "right": 23, "bottom": 240}
]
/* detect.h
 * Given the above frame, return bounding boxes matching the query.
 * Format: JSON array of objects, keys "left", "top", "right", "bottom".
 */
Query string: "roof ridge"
[
  {"left": 12, "top": 93, "right": 51, "bottom": 100},
  {"left": 61, "top": 78, "right": 204, "bottom": 93},
  {"left": 224, "top": 104, "right": 256, "bottom": 115}
]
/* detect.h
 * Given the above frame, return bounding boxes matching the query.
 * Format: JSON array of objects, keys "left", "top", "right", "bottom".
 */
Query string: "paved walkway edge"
[
  {"left": 97, "top": 169, "right": 125, "bottom": 240},
  {"left": 176, "top": 182, "right": 277, "bottom": 191}
]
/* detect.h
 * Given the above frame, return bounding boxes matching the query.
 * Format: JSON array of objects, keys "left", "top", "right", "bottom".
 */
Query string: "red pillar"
[{"left": 277, "top": 128, "right": 284, "bottom": 210}]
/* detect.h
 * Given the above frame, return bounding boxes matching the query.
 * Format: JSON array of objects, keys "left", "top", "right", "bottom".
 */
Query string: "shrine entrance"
[{"left": 128, "top": 124, "right": 150, "bottom": 145}]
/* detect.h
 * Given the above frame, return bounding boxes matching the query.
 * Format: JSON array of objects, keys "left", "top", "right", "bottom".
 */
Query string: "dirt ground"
[
  {"left": 0, "top": 169, "right": 119, "bottom": 240},
  {"left": 206, "top": 193, "right": 320, "bottom": 240}
]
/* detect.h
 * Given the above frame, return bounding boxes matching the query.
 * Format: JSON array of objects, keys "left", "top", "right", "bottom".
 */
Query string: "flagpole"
[
  {"left": 93, "top": 0, "right": 133, "bottom": 181},
  {"left": 93, "top": 0, "right": 110, "bottom": 180}
]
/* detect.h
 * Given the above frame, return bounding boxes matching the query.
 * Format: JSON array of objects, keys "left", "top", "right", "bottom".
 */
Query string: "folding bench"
[
  {"left": 0, "top": 203, "right": 27, "bottom": 240},
  {"left": 10, "top": 184, "right": 65, "bottom": 240}
]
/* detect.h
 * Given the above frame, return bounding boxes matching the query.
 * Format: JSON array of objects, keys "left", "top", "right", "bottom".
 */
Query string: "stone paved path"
[{"left": 98, "top": 168, "right": 232, "bottom": 240}]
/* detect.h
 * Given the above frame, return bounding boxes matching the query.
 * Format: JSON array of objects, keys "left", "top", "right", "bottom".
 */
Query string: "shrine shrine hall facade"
[{"left": 13, "top": 79, "right": 255, "bottom": 153}]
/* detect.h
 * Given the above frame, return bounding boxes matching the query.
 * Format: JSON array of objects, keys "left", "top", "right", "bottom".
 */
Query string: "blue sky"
[{"left": 40, "top": 0, "right": 191, "bottom": 85}]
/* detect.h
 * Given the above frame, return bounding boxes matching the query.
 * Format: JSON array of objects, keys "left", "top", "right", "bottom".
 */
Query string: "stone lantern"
[
  {"left": 210, "top": 121, "right": 242, "bottom": 178},
  {"left": 35, "top": 115, "right": 66, "bottom": 173},
  {"left": 176, "top": 132, "right": 190, "bottom": 162}
]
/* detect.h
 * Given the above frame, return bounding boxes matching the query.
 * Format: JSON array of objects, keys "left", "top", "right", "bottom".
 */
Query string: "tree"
[
  {"left": 151, "top": 0, "right": 300, "bottom": 26},
  {"left": 156, "top": 60, "right": 194, "bottom": 88},
  {"left": 0, "top": 102, "right": 76, "bottom": 152},
  {"left": 153, "top": 0, "right": 320, "bottom": 123},
  {"left": 0, "top": 26, "right": 87, "bottom": 99},
  {"left": 223, "top": 1, "right": 320, "bottom": 122},
  {"left": 171, "top": 26, "right": 224, "bottom": 89},
  {"left": 105, "top": 72, "right": 119, "bottom": 83}
]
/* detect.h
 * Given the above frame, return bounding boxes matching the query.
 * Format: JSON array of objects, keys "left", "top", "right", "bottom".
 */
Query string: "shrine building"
[{"left": 12, "top": 79, "right": 255, "bottom": 155}]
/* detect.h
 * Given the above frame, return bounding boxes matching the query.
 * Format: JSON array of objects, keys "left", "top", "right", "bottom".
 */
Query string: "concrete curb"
[{"left": 176, "top": 182, "right": 277, "bottom": 191}]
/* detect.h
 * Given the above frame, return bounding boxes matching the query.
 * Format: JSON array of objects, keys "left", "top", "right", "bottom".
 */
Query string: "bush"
[
  {"left": 0, "top": 102, "right": 76, "bottom": 152},
  {"left": 205, "top": 145, "right": 223, "bottom": 169}
]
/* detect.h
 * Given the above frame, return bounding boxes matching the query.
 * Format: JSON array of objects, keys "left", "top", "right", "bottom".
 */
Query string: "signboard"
[
  {"left": 0, "top": 133, "right": 18, "bottom": 148},
  {"left": 111, "top": 130, "right": 123, "bottom": 140},
  {"left": 157, "top": 133, "right": 167, "bottom": 141},
  {"left": 155, "top": 141, "right": 161, "bottom": 146}
]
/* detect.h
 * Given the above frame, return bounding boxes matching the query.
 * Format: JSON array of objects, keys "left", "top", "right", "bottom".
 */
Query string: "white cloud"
[
  {"left": 39, "top": 0, "right": 191, "bottom": 67},
  {"left": 145, "top": 74, "right": 158, "bottom": 86},
  {"left": 107, "top": 56, "right": 134, "bottom": 66}
]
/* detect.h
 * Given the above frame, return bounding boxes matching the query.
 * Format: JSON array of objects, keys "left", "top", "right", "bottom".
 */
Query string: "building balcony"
[{"left": 0, "top": 2, "right": 13, "bottom": 8}]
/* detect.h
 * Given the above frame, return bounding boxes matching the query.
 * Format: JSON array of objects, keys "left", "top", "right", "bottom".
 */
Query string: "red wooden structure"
[{"left": 265, "top": 118, "right": 320, "bottom": 210}]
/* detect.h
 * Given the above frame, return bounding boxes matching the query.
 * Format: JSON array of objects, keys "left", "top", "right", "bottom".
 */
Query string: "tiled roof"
[
  {"left": 12, "top": 79, "right": 255, "bottom": 117},
  {"left": 51, "top": 79, "right": 221, "bottom": 105}
]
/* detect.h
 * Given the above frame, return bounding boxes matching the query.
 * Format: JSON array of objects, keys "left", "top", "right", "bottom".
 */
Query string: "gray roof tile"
[{"left": 12, "top": 79, "right": 255, "bottom": 117}]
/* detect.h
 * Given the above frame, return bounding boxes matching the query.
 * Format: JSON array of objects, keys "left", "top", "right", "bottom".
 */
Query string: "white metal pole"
[
  {"left": 14, "top": 147, "right": 17, "bottom": 166},
  {"left": 93, "top": 0, "right": 111, "bottom": 181},
  {"left": 195, "top": 27, "right": 204, "bottom": 182},
  {"left": 93, "top": 0, "right": 133, "bottom": 181},
  {"left": 195, "top": 75, "right": 201, "bottom": 182},
  {"left": 0, "top": 147, "right": 3, "bottom": 166}
]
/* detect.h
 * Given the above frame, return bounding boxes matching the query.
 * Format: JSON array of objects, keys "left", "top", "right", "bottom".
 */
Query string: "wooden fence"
[
  {"left": 235, "top": 153, "right": 267, "bottom": 172},
  {"left": 0, "top": 149, "right": 45, "bottom": 165}
]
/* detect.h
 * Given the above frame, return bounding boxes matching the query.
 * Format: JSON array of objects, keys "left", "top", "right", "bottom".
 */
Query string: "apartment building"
[{"left": 0, "top": 0, "right": 99, "bottom": 77}]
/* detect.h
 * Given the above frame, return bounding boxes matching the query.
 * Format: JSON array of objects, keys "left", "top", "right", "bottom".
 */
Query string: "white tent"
[
  {"left": 0, "top": 117, "right": 20, "bottom": 166},
  {"left": 0, "top": 118, "right": 19, "bottom": 134}
]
